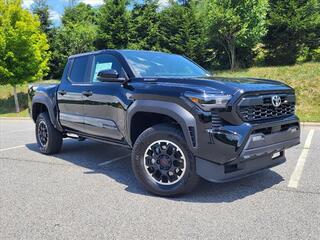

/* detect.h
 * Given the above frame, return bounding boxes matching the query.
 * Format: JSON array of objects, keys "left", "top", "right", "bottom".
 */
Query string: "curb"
[
  {"left": 0, "top": 117, "right": 30, "bottom": 120},
  {"left": 300, "top": 122, "right": 320, "bottom": 127}
]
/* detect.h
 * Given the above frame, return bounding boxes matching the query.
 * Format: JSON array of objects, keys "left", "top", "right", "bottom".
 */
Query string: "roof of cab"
[
  {"left": 68, "top": 49, "right": 116, "bottom": 59},
  {"left": 68, "top": 49, "right": 173, "bottom": 59}
]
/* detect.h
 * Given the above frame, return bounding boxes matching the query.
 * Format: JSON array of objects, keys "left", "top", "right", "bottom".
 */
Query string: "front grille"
[
  {"left": 240, "top": 103, "right": 295, "bottom": 121},
  {"left": 238, "top": 93, "right": 295, "bottom": 122}
]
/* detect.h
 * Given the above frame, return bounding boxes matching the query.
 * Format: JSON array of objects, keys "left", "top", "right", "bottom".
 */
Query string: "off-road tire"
[
  {"left": 35, "top": 112, "right": 63, "bottom": 154},
  {"left": 132, "top": 124, "right": 199, "bottom": 196}
]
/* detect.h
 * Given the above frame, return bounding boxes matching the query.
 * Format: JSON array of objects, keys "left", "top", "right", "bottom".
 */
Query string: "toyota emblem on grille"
[{"left": 271, "top": 95, "right": 281, "bottom": 107}]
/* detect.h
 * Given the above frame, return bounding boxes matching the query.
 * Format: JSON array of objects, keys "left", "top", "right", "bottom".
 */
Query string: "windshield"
[{"left": 120, "top": 50, "right": 209, "bottom": 78}]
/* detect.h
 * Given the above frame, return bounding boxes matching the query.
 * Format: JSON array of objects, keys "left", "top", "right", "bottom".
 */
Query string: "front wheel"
[
  {"left": 132, "top": 124, "right": 199, "bottom": 196},
  {"left": 36, "top": 112, "right": 63, "bottom": 154}
]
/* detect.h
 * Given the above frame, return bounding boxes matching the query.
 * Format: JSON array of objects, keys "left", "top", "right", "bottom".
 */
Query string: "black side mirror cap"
[{"left": 97, "top": 69, "right": 121, "bottom": 82}]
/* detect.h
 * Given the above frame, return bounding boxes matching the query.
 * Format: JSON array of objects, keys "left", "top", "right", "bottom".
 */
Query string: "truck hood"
[
  {"left": 133, "top": 76, "right": 293, "bottom": 96},
  {"left": 202, "top": 76, "right": 292, "bottom": 93}
]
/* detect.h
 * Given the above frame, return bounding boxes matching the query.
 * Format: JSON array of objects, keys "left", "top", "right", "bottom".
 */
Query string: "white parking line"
[
  {"left": 98, "top": 154, "right": 131, "bottom": 166},
  {"left": 0, "top": 145, "right": 26, "bottom": 152},
  {"left": 288, "top": 129, "right": 315, "bottom": 188}
]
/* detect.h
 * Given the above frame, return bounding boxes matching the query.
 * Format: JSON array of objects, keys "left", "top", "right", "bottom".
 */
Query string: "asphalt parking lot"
[{"left": 0, "top": 119, "right": 319, "bottom": 240}]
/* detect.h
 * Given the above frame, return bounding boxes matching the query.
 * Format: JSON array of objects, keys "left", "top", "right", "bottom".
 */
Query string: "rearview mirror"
[{"left": 97, "top": 69, "right": 120, "bottom": 82}]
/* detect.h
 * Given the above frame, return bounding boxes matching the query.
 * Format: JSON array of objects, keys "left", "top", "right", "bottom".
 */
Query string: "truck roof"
[{"left": 68, "top": 49, "right": 173, "bottom": 59}]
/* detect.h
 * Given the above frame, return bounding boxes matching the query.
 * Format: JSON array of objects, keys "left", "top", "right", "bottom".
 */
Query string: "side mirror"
[{"left": 97, "top": 69, "right": 120, "bottom": 82}]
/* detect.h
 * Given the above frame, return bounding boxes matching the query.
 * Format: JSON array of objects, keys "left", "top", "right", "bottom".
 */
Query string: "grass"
[
  {"left": 215, "top": 62, "right": 320, "bottom": 122},
  {"left": 1, "top": 62, "right": 319, "bottom": 121},
  {"left": 0, "top": 109, "right": 29, "bottom": 117},
  {"left": 0, "top": 80, "right": 59, "bottom": 118}
]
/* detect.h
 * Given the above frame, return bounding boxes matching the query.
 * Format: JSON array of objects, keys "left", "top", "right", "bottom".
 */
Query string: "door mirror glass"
[{"left": 97, "top": 69, "right": 120, "bottom": 82}]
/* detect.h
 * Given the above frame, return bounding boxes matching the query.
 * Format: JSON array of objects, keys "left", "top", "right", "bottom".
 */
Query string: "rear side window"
[
  {"left": 61, "top": 60, "right": 71, "bottom": 82},
  {"left": 69, "top": 56, "right": 89, "bottom": 83}
]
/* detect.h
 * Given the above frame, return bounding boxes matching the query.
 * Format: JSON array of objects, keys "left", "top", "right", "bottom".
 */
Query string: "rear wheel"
[
  {"left": 132, "top": 124, "right": 199, "bottom": 196},
  {"left": 36, "top": 112, "right": 63, "bottom": 154}
]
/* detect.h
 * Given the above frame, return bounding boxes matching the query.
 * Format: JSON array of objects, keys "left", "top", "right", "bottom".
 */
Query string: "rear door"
[
  {"left": 57, "top": 55, "right": 91, "bottom": 132},
  {"left": 81, "top": 53, "right": 129, "bottom": 141}
]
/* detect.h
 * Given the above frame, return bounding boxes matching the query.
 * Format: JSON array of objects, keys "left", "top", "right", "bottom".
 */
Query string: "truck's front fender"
[
  {"left": 31, "top": 93, "right": 63, "bottom": 132},
  {"left": 127, "top": 100, "right": 197, "bottom": 152}
]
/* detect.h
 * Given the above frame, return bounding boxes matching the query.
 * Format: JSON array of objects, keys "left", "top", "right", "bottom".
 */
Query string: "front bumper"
[
  {"left": 196, "top": 140, "right": 298, "bottom": 183},
  {"left": 196, "top": 153, "right": 286, "bottom": 183},
  {"left": 195, "top": 116, "right": 300, "bottom": 182}
]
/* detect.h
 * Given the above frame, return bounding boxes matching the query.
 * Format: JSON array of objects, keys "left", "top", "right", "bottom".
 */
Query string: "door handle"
[
  {"left": 58, "top": 90, "right": 67, "bottom": 96},
  {"left": 82, "top": 91, "right": 93, "bottom": 97}
]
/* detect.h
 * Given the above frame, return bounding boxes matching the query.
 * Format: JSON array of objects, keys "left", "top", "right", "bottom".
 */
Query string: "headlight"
[{"left": 184, "top": 92, "right": 231, "bottom": 111}]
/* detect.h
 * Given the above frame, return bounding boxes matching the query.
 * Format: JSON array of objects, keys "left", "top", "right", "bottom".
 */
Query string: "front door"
[{"left": 81, "top": 53, "right": 130, "bottom": 141}]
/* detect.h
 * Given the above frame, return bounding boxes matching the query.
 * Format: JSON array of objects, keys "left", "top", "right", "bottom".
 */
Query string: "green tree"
[
  {"left": 31, "top": 0, "right": 52, "bottom": 34},
  {"left": 263, "top": 0, "right": 320, "bottom": 65},
  {"left": 129, "top": 0, "right": 160, "bottom": 50},
  {"left": 96, "top": 0, "right": 130, "bottom": 49},
  {"left": 0, "top": 0, "right": 50, "bottom": 112},
  {"left": 206, "top": 0, "right": 269, "bottom": 70},
  {"left": 31, "top": 0, "right": 54, "bottom": 80},
  {"left": 62, "top": 2, "right": 97, "bottom": 25},
  {"left": 50, "top": 23, "right": 97, "bottom": 78},
  {"left": 158, "top": 2, "right": 208, "bottom": 66},
  {"left": 49, "top": 2, "right": 98, "bottom": 78}
]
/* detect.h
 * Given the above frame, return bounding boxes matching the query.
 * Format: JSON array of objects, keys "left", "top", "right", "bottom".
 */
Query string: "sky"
[
  {"left": 22, "top": 0, "right": 169, "bottom": 26},
  {"left": 22, "top": 0, "right": 105, "bottom": 25}
]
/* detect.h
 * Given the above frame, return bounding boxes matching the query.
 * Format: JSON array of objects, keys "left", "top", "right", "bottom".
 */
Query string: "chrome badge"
[{"left": 271, "top": 95, "right": 281, "bottom": 107}]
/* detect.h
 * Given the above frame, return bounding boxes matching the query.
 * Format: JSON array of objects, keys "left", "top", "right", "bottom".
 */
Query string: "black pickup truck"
[{"left": 29, "top": 50, "right": 300, "bottom": 196}]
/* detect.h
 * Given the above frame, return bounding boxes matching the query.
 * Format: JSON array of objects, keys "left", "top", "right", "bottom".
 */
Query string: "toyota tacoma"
[{"left": 29, "top": 50, "right": 300, "bottom": 196}]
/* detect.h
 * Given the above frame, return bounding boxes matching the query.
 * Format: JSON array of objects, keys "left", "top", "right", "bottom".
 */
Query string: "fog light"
[
  {"left": 252, "top": 135, "right": 264, "bottom": 142},
  {"left": 289, "top": 127, "right": 298, "bottom": 133},
  {"left": 272, "top": 152, "right": 280, "bottom": 159}
]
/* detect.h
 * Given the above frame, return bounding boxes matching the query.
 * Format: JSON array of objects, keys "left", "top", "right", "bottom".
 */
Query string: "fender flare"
[
  {"left": 127, "top": 100, "right": 197, "bottom": 151},
  {"left": 32, "top": 95, "right": 63, "bottom": 132}
]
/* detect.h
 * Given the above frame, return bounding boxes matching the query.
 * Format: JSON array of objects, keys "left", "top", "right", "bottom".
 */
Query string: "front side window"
[
  {"left": 91, "top": 54, "right": 123, "bottom": 82},
  {"left": 69, "top": 56, "right": 89, "bottom": 83},
  {"left": 121, "top": 50, "right": 209, "bottom": 78}
]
